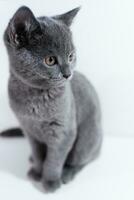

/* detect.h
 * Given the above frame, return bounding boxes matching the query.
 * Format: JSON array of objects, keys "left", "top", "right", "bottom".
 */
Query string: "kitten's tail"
[{"left": 0, "top": 128, "right": 24, "bottom": 137}]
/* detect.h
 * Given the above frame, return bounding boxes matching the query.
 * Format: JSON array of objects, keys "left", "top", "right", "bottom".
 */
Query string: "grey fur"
[{"left": 3, "top": 6, "right": 102, "bottom": 192}]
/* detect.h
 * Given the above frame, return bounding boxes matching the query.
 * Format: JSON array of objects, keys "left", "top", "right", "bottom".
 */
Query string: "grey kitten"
[{"left": 1, "top": 6, "right": 102, "bottom": 192}]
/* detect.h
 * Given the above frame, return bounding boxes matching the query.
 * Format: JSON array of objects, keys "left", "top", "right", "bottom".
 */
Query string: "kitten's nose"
[{"left": 63, "top": 74, "right": 71, "bottom": 79}]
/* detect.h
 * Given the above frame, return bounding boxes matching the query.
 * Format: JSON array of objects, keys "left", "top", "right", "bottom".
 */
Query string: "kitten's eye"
[
  {"left": 44, "top": 56, "right": 57, "bottom": 66},
  {"left": 68, "top": 52, "right": 75, "bottom": 63}
]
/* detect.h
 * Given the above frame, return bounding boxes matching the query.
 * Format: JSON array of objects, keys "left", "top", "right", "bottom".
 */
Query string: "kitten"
[{"left": 1, "top": 6, "right": 102, "bottom": 192}]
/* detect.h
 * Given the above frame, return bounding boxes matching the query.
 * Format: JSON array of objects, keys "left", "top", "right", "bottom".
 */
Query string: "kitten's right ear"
[
  {"left": 53, "top": 7, "right": 81, "bottom": 27},
  {"left": 6, "top": 6, "right": 41, "bottom": 47}
]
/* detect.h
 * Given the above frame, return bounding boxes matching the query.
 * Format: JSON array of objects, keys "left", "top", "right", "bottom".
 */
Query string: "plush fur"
[{"left": 2, "top": 6, "right": 102, "bottom": 192}]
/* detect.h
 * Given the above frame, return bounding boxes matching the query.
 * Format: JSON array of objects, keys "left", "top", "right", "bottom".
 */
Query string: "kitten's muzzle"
[{"left": 60, "top": 65, "right": 72, "bottom": 79}]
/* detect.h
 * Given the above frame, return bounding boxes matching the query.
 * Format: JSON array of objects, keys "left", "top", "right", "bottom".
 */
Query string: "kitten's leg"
[
  {"left": 62, "top": 119, "right": 102, "bottom": 184},
  {"left": 42, "top": 134, "right": 75, "bottom": 192},
  {"left": 28, "top": 136, "right": 47, "bottom": 181}
]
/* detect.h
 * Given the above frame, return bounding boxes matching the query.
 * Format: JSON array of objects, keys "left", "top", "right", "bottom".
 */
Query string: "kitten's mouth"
[
  {"left": 49, "top": 73, "right": 71, "bottom": 82},
  {"left": 50, "top": 74, "right": 73, "bottom": 82},
  {"left": 49, "top": 77, "right": 64, "bottom": 82}
]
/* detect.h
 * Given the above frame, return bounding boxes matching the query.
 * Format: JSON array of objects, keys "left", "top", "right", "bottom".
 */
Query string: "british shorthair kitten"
[{"left": 1, "top": 6, "right": 102, "bottom": 192}]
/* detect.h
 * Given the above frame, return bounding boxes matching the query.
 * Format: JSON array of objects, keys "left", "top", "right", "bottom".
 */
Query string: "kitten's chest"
[
  {"left": 8, "top": 78, "right": 68, "bottom": 121},
  {"left": 25, "top": 91, "right": 62, "bottom": 119}
]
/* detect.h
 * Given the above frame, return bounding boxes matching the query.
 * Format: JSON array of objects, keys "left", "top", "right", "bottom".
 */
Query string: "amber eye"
[
  {"left": 44, "top": 56, "right": 57, "bottom": 66},
  {"left": 68, "top": 52, "right": 75, "bottom": 63}
]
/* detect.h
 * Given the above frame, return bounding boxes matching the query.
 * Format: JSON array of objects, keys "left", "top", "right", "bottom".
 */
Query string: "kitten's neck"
[{"left": 10, "top": 71, "right": 69, "bottom": 100}]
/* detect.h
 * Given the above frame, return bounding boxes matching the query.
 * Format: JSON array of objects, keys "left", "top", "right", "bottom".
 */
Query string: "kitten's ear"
[
  {"left": 53, "top": 7, "right": 81, "bottom": 27},
  {"left": 7, "top": 6, "right": 41, "bottom": 47}
]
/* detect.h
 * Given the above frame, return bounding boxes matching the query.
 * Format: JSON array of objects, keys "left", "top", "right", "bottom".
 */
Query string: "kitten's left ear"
[
  {"left": 53, "top": 7, "right": 81, "bottom": 27},
  {"left": 6, "top": 6, "right": 41, "bottom": 47}
]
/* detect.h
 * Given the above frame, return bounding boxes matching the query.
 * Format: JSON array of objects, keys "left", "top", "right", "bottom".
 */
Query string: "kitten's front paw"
[
  {"left": 42, "top": 179, "right": 62, "bottom": 193},
  {"left": 62, "top": 166, "right": 76, "bottom": 184},
  {"left": 28, "top": 167, "right": 42, "bottom": 181},
  {"left": 62, "top": 165, "right": 83, "bottom": 184}
]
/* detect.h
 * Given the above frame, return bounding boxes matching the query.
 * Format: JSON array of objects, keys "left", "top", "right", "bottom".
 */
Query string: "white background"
[
  {"left": 0, "top": 0, "right": 134, "bottom": 137},
  {"left": 0, "top": 1, "right": 134, "bottom": 199}
]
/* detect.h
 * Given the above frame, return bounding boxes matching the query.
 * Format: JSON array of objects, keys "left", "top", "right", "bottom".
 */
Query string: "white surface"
[
  {"left": 0, "top": 0, "right": 134, "bottom": 137},
  {"left": 0, "top": 136, "right": 133, "bottom": 199}
]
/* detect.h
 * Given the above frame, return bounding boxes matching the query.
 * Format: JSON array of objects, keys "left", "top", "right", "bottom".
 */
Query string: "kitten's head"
[{"left": 4, "top": 6, "right": 80, "bottom": 88}]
